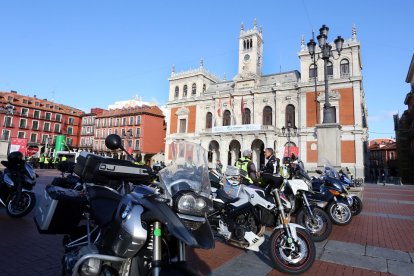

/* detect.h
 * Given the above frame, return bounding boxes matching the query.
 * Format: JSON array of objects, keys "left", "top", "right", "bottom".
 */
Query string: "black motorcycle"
[
  {"left": 35, "top": 135, "right": 214, "bottom": 276},
  {"left": 0, "top": 151, "right": 37, "bottom": 218}
]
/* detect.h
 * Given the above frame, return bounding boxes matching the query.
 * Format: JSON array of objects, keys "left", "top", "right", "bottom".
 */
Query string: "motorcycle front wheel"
[
  {"left": 327, "top": 201, "right": 352, "bottom": 225},
  {"left": 350, "top": 196, "right": 363, "bottom": 216},
  {"left": 296, "top": 206, "right": 332, "bottom": 242},
  {"left": 6, "top": 192, "right": 36, "bottom": 218},
  {"left": 269, "top": 228, "right": 316, "bottom": 274}
]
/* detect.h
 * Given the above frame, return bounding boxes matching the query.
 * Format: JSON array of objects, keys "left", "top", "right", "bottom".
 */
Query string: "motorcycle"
[
  {"left": 35, "top": 135, "right": 214, "bottom": 276},
  {"left": 338, "top": 169, "right": 363, "bottom": 216},
  {"left": 279, "top": 161, "right": 332, "bottom": 242},
  {"left": 309, "top": 162, "right": 353, "bottom": 226},
  {"left": 209, "top": 166, "right": 316, "bottom": 275},
  {"left": 0, "top": 151, "right": 37, "bottom": 218}
]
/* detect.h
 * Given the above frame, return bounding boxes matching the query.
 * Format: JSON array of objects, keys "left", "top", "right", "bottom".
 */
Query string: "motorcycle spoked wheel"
[
  {"left": 269, "top": 228, "right": 316, "bottom": 275},
  {"left": 295, "top": 207, "right": 332, "bottom": 242},
  {"left": 350, "top": 196, "right": 363, "bottom": 216},
  {"left": 6, "top": 192, "right": 36, "bottom": 218},
  {"left": 327, "top": 202, "right": 352, "bottom": 225}
]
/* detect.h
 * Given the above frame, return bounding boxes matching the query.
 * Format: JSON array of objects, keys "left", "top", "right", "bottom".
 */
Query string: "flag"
[
  {"left": 217, "top": 98, "right": 221, "bottom": 117},
  {"left": 241, "top": 96, "right": 245, "bottom": 115}
]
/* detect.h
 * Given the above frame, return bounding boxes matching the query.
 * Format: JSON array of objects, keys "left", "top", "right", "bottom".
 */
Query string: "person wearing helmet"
[{"left": 235, "top": 149, "right": 258, "bottom": 185}]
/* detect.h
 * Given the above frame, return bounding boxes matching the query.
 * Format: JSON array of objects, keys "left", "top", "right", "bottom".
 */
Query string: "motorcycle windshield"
[
  {"left": 24, "top": 164, "right": 36, "bottom": 180},
  {"left": 158, "top": 141, "right": 211, "bottom": 199},
  {"left": 321, "top": 158, "right": 340, "bottom": 180},
  {"left": 294, "top": 160, "right": 311, "bottom": 181}
]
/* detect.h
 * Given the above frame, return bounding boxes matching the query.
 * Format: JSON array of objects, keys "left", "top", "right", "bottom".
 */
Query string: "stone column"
[{"left": 316, "top": 123, "right": 341, "bottom": 167}]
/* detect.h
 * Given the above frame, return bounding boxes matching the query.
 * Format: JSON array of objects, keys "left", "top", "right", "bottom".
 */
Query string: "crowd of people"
[{"left": 27, "top": 154, "right": 68, "bottom": 169}]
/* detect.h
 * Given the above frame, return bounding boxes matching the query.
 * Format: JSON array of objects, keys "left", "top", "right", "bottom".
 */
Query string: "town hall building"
[{"left": 165, "top": 20, "right": 368, "bottom": 177}]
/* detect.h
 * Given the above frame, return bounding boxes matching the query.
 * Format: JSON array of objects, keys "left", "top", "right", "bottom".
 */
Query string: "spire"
[
  {"left": 352, "top": 24, "right": 357, "bottom": 41},
  {"left": 223, "top": 73, "right": 226, "bottom": 81},
  {"left": 200, "top": 58, "right": 204, "bottom": 69},
  {"left": 301, "top": 34, "right": 305, "bottom": 50},
  {"left": 253, "top": 18, "right": 257, "bottom": 29},
  {"left": 240, "top": 21, "right": 244, "bottom": 31},
  {"left": 259, "top": 25, "right": 263, "bottom": 33},
  {"left": 171, "top": 64, "right": 175, "bottom": 75}
]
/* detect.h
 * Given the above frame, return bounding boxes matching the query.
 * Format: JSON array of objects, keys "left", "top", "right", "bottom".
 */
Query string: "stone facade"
[{"left": 165, "top": 22, "right": 368, "bottom": 178}]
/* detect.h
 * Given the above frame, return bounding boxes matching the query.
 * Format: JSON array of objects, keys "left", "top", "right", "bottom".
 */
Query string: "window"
[
  {"left": 327, "top": 61, "right": 333, "bottom": 78},
  {"left": 115, "top": 118, "right": 120, "bottom": 126},
  {"left": 46, "top": 104, "right": 50, "bottom": 108},
  {"left": 45, "top": 112, "right": 52, "bottom": 120},
  {"left": 309, "top": 64, "right": 317, "bottom": 79},
  {"left": 30, "top": 133, "right": 37, "bottom": 143},
  {"left": 67, "top": 127, "right": 73, "bottom": 135},
  {"left": 109, "top": 118, "right": 112, "bottom": 127},
  {"left": 34, "top": 110, "right": 40, "bottom": 119},
  {"left": 54, "top": 124, "right": 61, "bottom": 133},
  {"left": 135, "top": 140, "right": 140, "bottom": 150},
  {"left": 21, "top": 108, "right": 29, "bottom": 117},
  {"left": 129, "top": 116, "right": 133, "bottom": 125},
  {"left": 42, "top": 135, "right": 48, "bottom": 144},
  {"left": 340, "top": 59, "right": 350, "bottom": 77},
  {"left": 23, "top": 99, "right": 28, "bottom": 104},
  {"left": 122, "top": 129, "right": 126, "bottom": 137},
  {"left": 183, "top": 85, "right": 188, "bottom": 97},
  {"left": 203, "top": 84, "right": 207, "bottom": 93},
  {"left": 44, "top": 122, "right": 50, "bottom": 131},
  {"left": 67, "top": 138, "right": 73, "bottom": 146},
  {"left": 18, "top": 131, "right": 25, "bottom": 138},
  {"left": 68, "top": 117, "right": 75, "bottom": 125},
  {"left": 2, "top": 130, "right": 10, "bottom": 140},
  {"left": 205, "top": 112, "right": 213, "bottom": 129},
  {"left": 285, "top": 105, "right": 296, "bottom": 127},
  {"left": 96, "top": 129, "right": 100, "bottom": 138},
  {"left": 179, "top": 119, "right": 187, "bottom": 133},
  {"left": 122, "top": 117, "right": 126, "bottom": 126},
  {"left": 115, "top": 129, "right": 118, "bottom": 135},
  {"left": 55, "top": 114, "right": 62, "bottom": 122},
  {"left": 102, "top": 129, "right": 106, "bottom": 138},
  {"left": 96, "top": 119, "right": 100, "bottom": 127},
  {"left": 263, "top": 106, "right": 272, "bottom": 125},
  {"left": 35, "top": 101, "right": 40, "bottom": 107},
  {"left": 7, "top": 96, "right": 13, "bottom": 102},
  {"left": 127, "top": 140, "right": 132, "bottom": 148},
  {"left": 192, "top": 83, "right": 197, "bottom": 95},
  {"left": 136, "top": 115, "right": 141, "bottom": 124},
  {"left": 223, "top": 110, "right": 231, "bottom": 126},
  {"left": 174, "top": 86, "right": 179, "bottom": 98},
  {"left": 102, "top": 118, "right": 106, "bottom": 127},
  {"left": 136, "top": 128, "right": 141, "bottom": 137},
  {"left": 19, "top": 118, "right": 28, "bottom": 128},
  {"left": 242, "top": 108, "right": 251, "bottom": 124},
  {"left": 32, "top": 121, "right": 39, "bottom": 130},
  {"left": 108, "top": 129, "right": 112, "bottom": 135}
]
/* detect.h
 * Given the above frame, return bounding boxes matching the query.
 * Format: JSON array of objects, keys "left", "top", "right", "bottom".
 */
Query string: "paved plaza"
[{"left": 1, "top": 170, "right": 414, "bottom": 275}]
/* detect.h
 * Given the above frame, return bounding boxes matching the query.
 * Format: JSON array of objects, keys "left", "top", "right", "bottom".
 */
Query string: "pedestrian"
[
  {"left": 39, "top": 154, "right": 45, "bottom": 169},
  {"left": 43, "top": 155, "right": 49, "bottom": 169},
  {"left": 382, "top": 172, "right": 386, "bottom": 186},
  {"left": 216, "top": 159, "right": 223, "bottom": 174},
  {"left": 235, "top": 149, "right": 258, "bottom": 185},
  {"left": 260, "top": 148, "right": 283, "bottom": 190}
]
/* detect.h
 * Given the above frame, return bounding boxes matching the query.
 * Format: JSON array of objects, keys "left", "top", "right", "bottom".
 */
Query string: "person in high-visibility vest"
[
  {"left": 61, "top": 156, "right": 67, "bottom": 162},
  {"left": 235, "top": 150, "right": 258, "bottom": 185},
  {"left": 44, "top": 156, "right": 50, "bottom": 169},
  {"left": 39, "top": 155, "right": 45, "bottom": 169}
]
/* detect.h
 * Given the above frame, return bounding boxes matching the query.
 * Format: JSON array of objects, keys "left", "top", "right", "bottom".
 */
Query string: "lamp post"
[
  {"left": 307, "top": 25, "right": 344, "bottom": 124},
  {"left": 281, "top": 121, "right": 298, "bottom": 159}
]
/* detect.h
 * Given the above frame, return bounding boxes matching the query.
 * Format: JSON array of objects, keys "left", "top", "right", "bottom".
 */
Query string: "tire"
[
  {"left": 269, "top": 227, "right": 316, "bottom": 274},
  {"left": 350, "top": 196, "right": 363, "bottom": 216},
  {"left": 6, "top": 192, "right": 36, "bottom": 218},
  {"left": 327, "top": 201, "right": 352, "bottom": 226},
  {"left": 296, "top": 206, "right": 332, "bottom": 242}
]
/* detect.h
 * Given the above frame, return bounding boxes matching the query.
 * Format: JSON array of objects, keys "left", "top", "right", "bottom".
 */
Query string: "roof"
[
  {"left": 369, "top": 138, "right": 396, "bottom": 150},
  {"left": 96, "top": 104, "right": 164, "bottom": 118}
]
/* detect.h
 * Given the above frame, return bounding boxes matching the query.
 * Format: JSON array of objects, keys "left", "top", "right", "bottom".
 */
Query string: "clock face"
[{"left": 243, "top": 54, "right": 250, "bottom": 62}]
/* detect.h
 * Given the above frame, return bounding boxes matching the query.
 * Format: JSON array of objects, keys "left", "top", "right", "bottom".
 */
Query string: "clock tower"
[{"left": 237, "top": 19, "right": 263, "bottom": 79}]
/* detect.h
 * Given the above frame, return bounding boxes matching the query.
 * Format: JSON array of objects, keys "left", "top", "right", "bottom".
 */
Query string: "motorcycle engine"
[
  {"left": 231, "top": 212, "right": 258, "bottom": 241},
  {"left": 63, "top": 245, "right": 101, "bottom": 276}
]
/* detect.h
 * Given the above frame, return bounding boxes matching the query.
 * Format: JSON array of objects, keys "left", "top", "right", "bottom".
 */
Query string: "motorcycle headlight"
[{"left": 174, "top": 191, "right": 211, "bottom": 217}]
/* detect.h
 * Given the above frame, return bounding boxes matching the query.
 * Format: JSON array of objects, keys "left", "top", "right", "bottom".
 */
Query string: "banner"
[
  {"left": 283, "top": 146, "right": 299, "bottom": 158},
  {"left": 212, "top": 124, "right": 261, "bottom": 133},
  {"left": 54, "top": 135, "right": 66, "bottom": 157},
  {"left": 10, "top": 138, "right": 28, "bottom": 155},
  {"left": 26, "top": 146, "right": 40, "bottom": 157}
]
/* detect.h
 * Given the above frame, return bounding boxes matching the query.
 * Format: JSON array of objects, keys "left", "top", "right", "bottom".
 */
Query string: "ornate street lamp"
[
  {"left": 307, "top": 25, "right": 344, "bottom": 124},
  {"left": 281, "top": 121, "right": 298, "bottom": 159}
]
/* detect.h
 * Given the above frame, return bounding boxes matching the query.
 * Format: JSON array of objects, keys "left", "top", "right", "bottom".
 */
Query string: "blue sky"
[{"left": 0, "top": 1, "right": 412, "bottom": 140}]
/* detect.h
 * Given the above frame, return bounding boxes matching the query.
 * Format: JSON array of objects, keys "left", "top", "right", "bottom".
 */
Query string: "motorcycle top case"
[
  {"left": 34, "top": 185, "right": 87, "bottom": 234},
  {"left": 74, "top": 152, "right": 152, "bottom": 186}
]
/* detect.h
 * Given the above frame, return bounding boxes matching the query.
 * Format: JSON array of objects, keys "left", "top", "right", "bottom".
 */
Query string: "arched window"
[
  {"left": 285, "top": 104, "right": 295, "bottom": 127},
  {"left": 223, "top": 110, "right": 231, "bottom": 126},
  {"left": 206, "top": 112, "right": 212, "bottom": 129},
  {"left": 242, "top": 108, "right": 251, "bottom": 124},
  {"left": 203, "top": 84, "right": 206, "bottom": 93},
  {"left": 183, "top": 85, "right": 188, "bottom": 97},
  {"left": 174, "top": 86, "right": 179, "bottom": 98},
  {"left": 340, "top": 59, "right": 350, "bottom": 77},
  {"left": 327, "top": 61, "right": 333, "bottom": 78},
  {"left": 192, "top": 83, "right": 196, "bottom": 95},
  {"left": 263, "top": 106, "right": 272, "bottom": 125},
  {"left": 309, "top": 63, "right": 317, "bottom": 79}
]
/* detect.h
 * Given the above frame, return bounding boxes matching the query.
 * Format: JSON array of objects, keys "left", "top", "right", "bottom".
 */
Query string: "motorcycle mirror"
[
  {"left": 105, "top": 134, "right": 123, "bottom": 150},
  {"left": 315, "top": 169, "right": 323, "bottom": 174}
]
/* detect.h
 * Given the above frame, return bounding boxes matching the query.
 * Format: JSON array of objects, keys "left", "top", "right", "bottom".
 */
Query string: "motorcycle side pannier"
[
  {"left": 74, "top": 152, "right": 153, "bottom": 186},
  {"left": 34, "top": 185, "right": 87, "bottom": 234}
]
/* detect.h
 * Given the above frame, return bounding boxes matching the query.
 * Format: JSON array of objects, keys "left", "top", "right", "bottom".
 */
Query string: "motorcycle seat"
[{"left": 216, "top": 188, "right": 239, "bottom": 204}]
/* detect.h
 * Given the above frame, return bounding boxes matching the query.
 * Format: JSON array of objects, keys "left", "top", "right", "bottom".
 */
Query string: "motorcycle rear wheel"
[
  {"left": 327, "top": 201, "right": 352, "bottom": 225},
  {"left": 296, "top": 206, "right": 332, "bottom": 242},
  {"left": 269, "top": 228, "right": 316, "bottom": 274},
  {"left": 6, "top": 192, "right": 36, "bottom": 218}
]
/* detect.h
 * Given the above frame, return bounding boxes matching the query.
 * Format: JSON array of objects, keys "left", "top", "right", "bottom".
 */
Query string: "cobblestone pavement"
[{"left": 1, "top": 172, "right": 413, "bottom": 275}]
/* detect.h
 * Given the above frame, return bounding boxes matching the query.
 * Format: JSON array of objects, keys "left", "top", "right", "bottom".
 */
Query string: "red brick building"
[
  {"left": 79, "top": 108, "right": 104, "bottom": 152},
  {"left": 368, "top": 138, "right": 398, "bottom": 182},
  {"left": 0, "top": 91, "right": 84, "bottom": 153},
  {"left": 94, "top": 105, "right": 165, "bottom": 163}
]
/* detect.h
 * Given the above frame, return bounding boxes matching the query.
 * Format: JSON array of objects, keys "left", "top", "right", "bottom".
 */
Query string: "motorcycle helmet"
[{"left": 8, "top": 151, "right": 25, "bottom": 164}]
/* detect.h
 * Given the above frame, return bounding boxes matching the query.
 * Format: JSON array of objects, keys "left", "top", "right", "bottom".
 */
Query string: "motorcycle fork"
[
  {"left": 152, "top": 221, "right": 162, "bottom": 275},
  {"left": 272, "top": 189, "right": 293, "bottom": 239},
  {"left": 302, "top": 193, "right": 314, "bottom": 218}
]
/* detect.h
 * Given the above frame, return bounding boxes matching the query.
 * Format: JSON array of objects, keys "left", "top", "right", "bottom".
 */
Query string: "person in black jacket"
[{"left": 260, "top": 148, "right": 283, "bottom": 191}]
